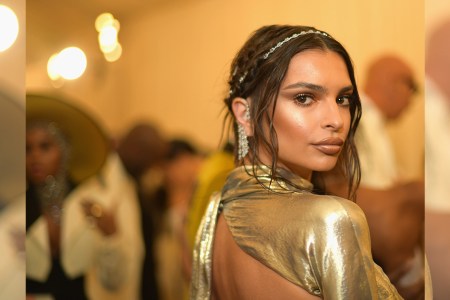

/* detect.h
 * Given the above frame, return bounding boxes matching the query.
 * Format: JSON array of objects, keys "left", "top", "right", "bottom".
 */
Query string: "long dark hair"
[{"left": 223, "top": 25, "right": 361, "bottom": 200}]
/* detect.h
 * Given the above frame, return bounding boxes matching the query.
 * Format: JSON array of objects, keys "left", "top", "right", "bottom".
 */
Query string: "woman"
[
  {"left": 152, "top": 139, "right": 203, "bottom": 300},
  {"left": 26, "top": 95, "right": 110, "bottom": 299},
  {"left": 190, "top": 25, "right": 402, "bottom": 299},
  {"left": 26, "top": 120, "right": 89, "bottom": 299}
]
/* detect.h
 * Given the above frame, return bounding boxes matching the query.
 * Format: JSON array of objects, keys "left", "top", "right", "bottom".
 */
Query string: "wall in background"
[{"left": 26, "top": 0, "right": 424, "bottom": 178}]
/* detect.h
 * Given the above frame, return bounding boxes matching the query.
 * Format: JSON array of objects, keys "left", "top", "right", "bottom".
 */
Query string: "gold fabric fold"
[{"left": 191, "top": 166, "right": 402, "bottom": 299}]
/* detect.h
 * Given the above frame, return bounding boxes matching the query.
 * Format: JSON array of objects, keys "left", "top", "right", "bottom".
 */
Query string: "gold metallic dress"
[{"left": 191, "top": 166, "right": 402, "bottom": 299}]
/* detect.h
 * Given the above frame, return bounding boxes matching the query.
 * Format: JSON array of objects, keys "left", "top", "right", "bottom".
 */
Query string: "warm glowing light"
[
  {"left": 57, "top": 47, "right": 87, "bottom": 80},
  {"left": 99, "top": 25, "right": 118, "bottom": 53},
  {"left": 0, "top": 5, "right": 19, "bottom": 52},
  {"left": 104, "top": 43, "right": 122, "bottom": 62},
  {"left": 95, "top": 12, "right": 122, "bottom": 62},
  {"left": 47, "top": 47, "right": 87, "bottom": 81},
  {"left": 95, "top": 13, "right": 114, "bottom": 32},
  {"left": 47, "top": 53, "right": 61, "bottom": 80},
  {"left": 111, "top": 19, "right": 120, "bottom": 31}
]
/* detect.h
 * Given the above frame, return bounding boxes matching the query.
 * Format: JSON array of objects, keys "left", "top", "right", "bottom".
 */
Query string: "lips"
[
  {"left": 312, "top": 137, "right": 344, "bottom": 155},
  {"left": 28, "top": 164, "right": 46, "bottom": 178}
]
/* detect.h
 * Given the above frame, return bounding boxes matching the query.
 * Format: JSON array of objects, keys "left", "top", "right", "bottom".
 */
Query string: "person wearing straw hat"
[{"left": 26, "top": 94, "right": 112, "bottom": 300}]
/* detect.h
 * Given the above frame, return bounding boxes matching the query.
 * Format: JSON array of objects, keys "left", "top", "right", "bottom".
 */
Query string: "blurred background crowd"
[{"left": 0, "top": 0, "right": 449, "bottom": 299}]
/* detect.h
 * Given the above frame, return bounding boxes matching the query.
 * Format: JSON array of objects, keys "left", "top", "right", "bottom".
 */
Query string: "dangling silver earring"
[{"left": 237, "top": 103, "right": 250, "bottom": 160}]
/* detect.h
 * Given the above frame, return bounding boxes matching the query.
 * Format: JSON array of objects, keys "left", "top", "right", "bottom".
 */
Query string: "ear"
[{"left": 231, "top": 97, "right": 253, "bottom": 137}]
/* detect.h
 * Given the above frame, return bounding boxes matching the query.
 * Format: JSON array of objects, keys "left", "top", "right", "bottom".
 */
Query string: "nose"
[{"left": 320, "top": 100, "right": 344, "bottom": 131}]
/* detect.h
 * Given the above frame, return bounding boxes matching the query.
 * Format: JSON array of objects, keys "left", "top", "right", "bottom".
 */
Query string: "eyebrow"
[{"left": 283, "top": 82, "right": 354, "bottom": 94}]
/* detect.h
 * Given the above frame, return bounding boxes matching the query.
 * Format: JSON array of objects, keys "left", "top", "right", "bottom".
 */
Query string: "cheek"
[
  {"left": 287, "top": 117, "right": 309, "bottom": 140},
  {"left": 47, "top": 149, "right": 64, "bottom": 174},
  {"left": 274, "top": 106, "right": 310, "bottom": 138}
]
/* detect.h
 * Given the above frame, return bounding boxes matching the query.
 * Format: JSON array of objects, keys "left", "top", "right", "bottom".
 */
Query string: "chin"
[
  {"left": 313, "top": 161, "right": 338, "bottom": 172},
  {"left": 29, "top": 178, "right": 45, "bottom": 186}
]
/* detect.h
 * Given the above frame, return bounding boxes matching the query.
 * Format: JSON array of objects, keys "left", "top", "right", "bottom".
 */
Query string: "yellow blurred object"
[
  {"left": 186, "top": 148, "right": 235, "bottom": 249},
  {"left": 95, "top": 12, "right": 114, "bottom": 32},
  {"left": 104, "top": 43, "right": 122, "bottom": 62},
  {"left": 0, "top": 5, "right": 19, "bottom": 52},
  {"left": 47, "top": 47, "right": 87, "bottom": 81},
  {"left": 98, "top": 25, "right": 118, "bottom": 53},
  {"left": 96, "top": 12, "right": 122, "bottom": 62}
]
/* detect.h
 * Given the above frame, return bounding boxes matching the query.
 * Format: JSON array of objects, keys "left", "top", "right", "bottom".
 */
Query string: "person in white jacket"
[
  {"left": 63, "top": 122, "right": 168, "bottom": 300},
  {"left": 62, "top": 152, "right": 145, "bottom": 300},
  {"left": 26, "top": 94, "right": 110, "bottom": 300}
]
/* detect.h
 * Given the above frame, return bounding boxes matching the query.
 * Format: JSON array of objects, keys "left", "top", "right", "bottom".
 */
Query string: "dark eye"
[
  {"left": 337, "top": 95, "right": 351, "bottom": 106},
  {"left": 294, "top": 94, "right": 314, "bottom": 106},
  {"left": 39, "top": 141, "right": 52, "bottom": 151}
]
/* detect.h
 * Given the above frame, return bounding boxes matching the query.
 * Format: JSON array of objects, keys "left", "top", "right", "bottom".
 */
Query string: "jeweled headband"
[
  {"left": 262, "top": 29, "right": 329, "bottom": 59},
  {"left": 230, "top": 29, "right": 330, "bottom": 96}
]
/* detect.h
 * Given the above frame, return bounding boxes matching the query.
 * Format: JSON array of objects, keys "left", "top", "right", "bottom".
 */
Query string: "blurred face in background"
[
  {"left": 383, "top": 63, "right": 416, "bottom": 119},
  {"left": 26, "top": 127, "right": 63, "bottom": 185},
  {"left": 364, "top": 55, "right": 417, "bottom": 119},
  {"left": 165, "top": 153, "right": 202, "bottom": 188}
]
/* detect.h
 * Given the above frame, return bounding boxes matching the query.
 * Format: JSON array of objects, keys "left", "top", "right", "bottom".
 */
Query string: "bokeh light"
[
  {"left": 95, "top": 12, "right": 114, "bottom": 32},
  {"left": 47, "top": 53, "right": 60, "bottom": 80},
  {"left": 96, "top": 12, "right": 121, "bottom": 62},
  {"left": 98, "top": 25, "right": 118, "bottom": 53},
  {"left": 47, "top": 47, "right": 87, "bottom": 81},
  {"left": 0, "top": 5, "right": 19, "bottom": 52},
  {"left": 104, "top": 43, "right": 122, "bottom": 62}
]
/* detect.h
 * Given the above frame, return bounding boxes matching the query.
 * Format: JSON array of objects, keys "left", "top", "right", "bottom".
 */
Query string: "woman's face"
[
  {"left": 26, "top": 127, "right": 64, "bottom": 185},
  {"left": 260, "top": 49, "right": 352, "bottom": 180}
]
